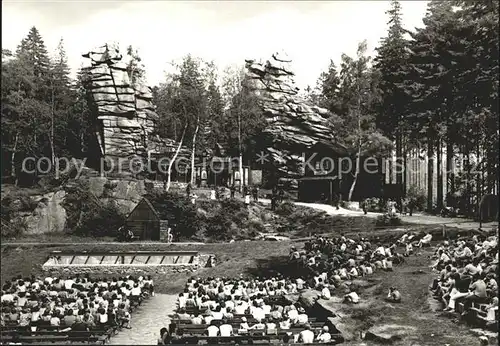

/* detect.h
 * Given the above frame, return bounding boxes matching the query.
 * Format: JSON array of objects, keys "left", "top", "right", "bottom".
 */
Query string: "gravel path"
[{"left": 109, "top": 294, "right": 177, "bottom": 345}]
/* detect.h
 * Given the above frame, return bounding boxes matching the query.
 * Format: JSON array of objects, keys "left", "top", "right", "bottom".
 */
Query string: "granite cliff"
[{"left": 244, "top": 52, "right": 338, "bottom": 176}]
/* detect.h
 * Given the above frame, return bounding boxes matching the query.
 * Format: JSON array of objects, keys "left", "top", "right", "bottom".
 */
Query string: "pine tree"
[
  {"left": 16, "top": 27, "right": 51, "bottom": 101},
  {"left": 374, "top": 0, "right": 410, "bottom": 195}
]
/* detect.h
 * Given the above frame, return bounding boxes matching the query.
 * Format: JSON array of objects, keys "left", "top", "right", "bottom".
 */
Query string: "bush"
[
  {"left": 363, "top": 197, "right": 383, "bottom": 212},
  {"left": 144, "top": 190, "right": 199, "bottom": 240},
  {"left": 375, "top": 213, "right": 402, "bottom": 227},
  {"left": 63, "top": 180, "right": 126, "bottom": 237},
  {"left": 1, "top": 217, "right": 27, "bottom": 238},
  {"left": 203, "top": 199, "right": 250, "bottom": 241},
  {"left": 406, "top": 185, "right": 427, "bottom": 212},
  {"left": 275, "top": 201, "right": 296, "bottom": 216}
]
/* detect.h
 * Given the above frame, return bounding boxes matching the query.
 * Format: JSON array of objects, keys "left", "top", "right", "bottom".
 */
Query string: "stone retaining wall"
[{"left": 42, "top": 264, "right": 198, "bottom": 278}]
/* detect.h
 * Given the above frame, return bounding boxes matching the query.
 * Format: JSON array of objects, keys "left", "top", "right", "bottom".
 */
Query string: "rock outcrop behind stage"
[
  {"left": 82, "top": 43, "right": 159, "bottom": 174},
  {"left": 244, "top": 52, "right": 338, "bottom": 175}
]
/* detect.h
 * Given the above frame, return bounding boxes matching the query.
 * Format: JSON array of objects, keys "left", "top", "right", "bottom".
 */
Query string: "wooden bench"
[{"left": 0, "top": 327, "right": 115, "bottom": 345}]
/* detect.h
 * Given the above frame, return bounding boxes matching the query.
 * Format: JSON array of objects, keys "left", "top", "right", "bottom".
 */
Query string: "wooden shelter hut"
[{"left": 125, "top": 198, "right": 161, "bottom": 240}]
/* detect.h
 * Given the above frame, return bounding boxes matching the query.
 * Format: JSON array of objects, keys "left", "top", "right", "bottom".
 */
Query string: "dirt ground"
[{"left": 335, "top": 246, "right": 481, "bottom": 345}]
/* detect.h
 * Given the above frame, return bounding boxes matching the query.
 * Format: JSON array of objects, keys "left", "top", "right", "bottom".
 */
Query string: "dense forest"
[{"left": 1, "top": 0, "right": 498, "bottom": 215}]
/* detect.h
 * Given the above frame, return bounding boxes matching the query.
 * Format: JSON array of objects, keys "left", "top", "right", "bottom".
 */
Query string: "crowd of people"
[
  {"left": 289, "top": 234, "right": 409, "bottom": 303},
  {"left": 0, "top": 274, "right": 154, "bottom": 333},
  {"left": 161, "top": 276, "right": 335, "bottom": 344},
  {"left": 428, "top": 234, "right": 498, "bottom": 325}
]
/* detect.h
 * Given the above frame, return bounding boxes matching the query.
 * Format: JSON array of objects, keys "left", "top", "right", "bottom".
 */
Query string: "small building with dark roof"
[{"left": 125, "top": 197, "right": 161, "bottom": 240}]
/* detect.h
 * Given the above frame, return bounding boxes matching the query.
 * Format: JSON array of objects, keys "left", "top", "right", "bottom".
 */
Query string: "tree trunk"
[
  {"left": 427, "top": 140, "right": 434, "bottom": 212},
  {"left": 238, "top": 104, "right": 244, "bottom": 192},
  {"left": 11, "top": 133, "right": 19, "bottom": 182},
  {"left": 465, "top": 146, "right": 471, "bottom": 216},
  {"left": 50, "top": 79, "right": 56, "bottom": 167},
  {"left": 190, "top": 116, "right": 200, "bottom": 185},
  {"left": 348, "top": 147, "right": 361, "bottom": 201},
  {"left": 166, "top": 125, "right": 187, "bottom": 191},
  {"left": 396, "top": 132, "right": 403, "bottom": 189},
  {"left": 436, "top": 139, "right": 443, "bottom": 210},
  {"left": 446, "top": 140, "right": 454, "bottom": 205}
]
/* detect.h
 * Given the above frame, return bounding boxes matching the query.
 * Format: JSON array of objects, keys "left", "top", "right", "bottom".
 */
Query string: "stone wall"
[{"left": 42, "top": 264, "right": 198, "bottom": 278}]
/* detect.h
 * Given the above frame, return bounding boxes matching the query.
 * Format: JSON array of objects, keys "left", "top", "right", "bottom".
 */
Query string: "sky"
[{"left": 2, "top": 0, "right": 429, "bottom": 89}]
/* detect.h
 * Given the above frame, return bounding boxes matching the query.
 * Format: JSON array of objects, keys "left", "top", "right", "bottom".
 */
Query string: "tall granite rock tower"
[
  {"left": 82, "top": 43, "right": 158, "bottom": 175},
  {"left": 244, "top": 51, "right": 340, "bottom": 176}
]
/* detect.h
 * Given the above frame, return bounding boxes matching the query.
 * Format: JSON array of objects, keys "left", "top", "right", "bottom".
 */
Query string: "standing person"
[
  {"left": 271, "top": 193, "right": 277, "bottom": 211},
  {"left": 230, "top": 184, "right": 236, "bottom": 199},
  {"left": 252, "top": 186, "right": 258, "bottom": 202},
  {"left": 186, "top": 183, "right": 192, "bottom": 198},
  {"left": 361, "top": 199, "right": 368, "bottom": 215},
  {"left": 242, "top": 185, "right": 248, "bottom": 198},
  {"left": 166, "top": 227, "right": 173, "bottom": 244}
]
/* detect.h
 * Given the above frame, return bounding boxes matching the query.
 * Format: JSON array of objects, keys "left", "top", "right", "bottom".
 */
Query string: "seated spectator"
[
  {"left": 321, "top": 285, "right": 331, "bottom": 300},
  {"left": 296, "top": 307, "right": 309, "bottom": 325},
  {"left": 298, "top": 324, "right": 315, "bottom": 343},
  {"left": 63, "top": 309, "right": 77, "bottom": 326},
  {"left": 344, "top": 290, "right": 360, "bottom": 304},
  {"left": 316, "top": 325, "right": 332, "bottom": 343},
  {"left": 158, "top": 327, "right": 170, "bottom": 345},
  {"left": 463, "top": 273, "right": 488, "bottom": 313},
  {"left": 117, "top": 303, "right": 131, "bottom": 329},
  {"left": 219, "top": 319, "right": 233, "bottom": 336},
  {"left": 385, "top": 287, "right": 401, "bottom": 303},
  {"left": 205, "top": 320, "right": 219, "bottom": 337},
  {"left": 238, "top": 316, "right": 250, "bottom": 333},
  {"left": 50, "top": 311, "right": 61, "bottom": 327},
  {"left": 417, "top": 233, "right": 432, "bottom": 247},
  {"left": 191, "top": 314, "right": 203, "bottom": 325},
  {"left": 279, "top": 318, "right": 291, "bottom": 330},
  {"left": 265, "top": 318, "right": 277, "bottom": 334}
]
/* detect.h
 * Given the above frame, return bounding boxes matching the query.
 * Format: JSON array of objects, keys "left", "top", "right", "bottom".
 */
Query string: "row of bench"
[
  {"left": 455, "top": 301, "right": 498, "bottom": 331},
  {"left": 0, "top": 293, "right": 149, "bottom": 344},
  {"left": 170, "top": 334, "right": 343, "bottom": 345}
]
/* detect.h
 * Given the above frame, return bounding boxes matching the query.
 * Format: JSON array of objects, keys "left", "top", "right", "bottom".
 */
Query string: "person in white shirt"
[
  {"left": 191, "top": 314, "right": 203, "bottom": 324},
  {"left": 206, "top": 321, "right": 219, "bottom": 337},
  {"left": 64, "top": 278, "right": 75, "bottom": 290},
  {"left": 234, "top": 302, "right": 247, "bottom": 315},
  {"left": 344, "top": 290, "right": 360, "bottom": 304},
  {"left": 204, "top": 314, "right": 214, "bottom": 325},
  {"left": 279, "top": 318, "right": 291, "bottom": 330},
  {"left": 239, "top": 317, "right": 250, "bottom": 333},
  {"left": 317, "top": 326, "right": 332, "bottom": 343},
  {"left": 296, "top": 308, "right": 309, "bottom": 325},
  {"left": 251, "top": 305, "right": 265, "bottom": 321},
  {"left": 287, "top": 306, "right": 299, "bottom": 323},
  {"left": 321, "top": 286, "right": 331, "bottom": 300},
  {"left": 177, "top": 293, "right": 187, "bottom": 310},
  {"left": 265, "top": 320, "right": 277, "bottom": 334},
  {"left": 219, "top": 320, "right": 233, "bottom": 337},
  {"left": 417, "top": 233, "right": 432, "bottom": 247},
  {"left": 298, "top": 325, "right": 315, "bottom": 343},
  {"left": 296, "top": 278, "right": 305, "bottom": 290}
]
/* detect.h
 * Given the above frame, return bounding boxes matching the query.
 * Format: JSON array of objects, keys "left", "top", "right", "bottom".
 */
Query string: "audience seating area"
[
  {"left": 428, "top": 233, "right": 498, "bottom": 330},
  {"left": 0, "top": 274, "right": 154, "bottom": 345},
  {"left": 165, "top": 277, "right": 343, "bottom": 345}
]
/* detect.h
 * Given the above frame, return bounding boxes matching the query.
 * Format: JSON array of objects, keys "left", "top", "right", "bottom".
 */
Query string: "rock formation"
[
  {"left": 82, "top": 43, "right": 159, "bottom": 174},
  {"left": 244, "top": 52, "right": 337, "bottom": 176}
]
